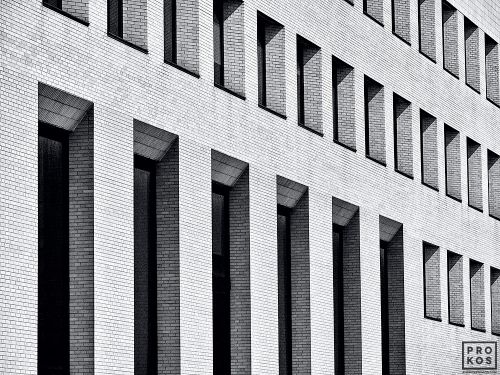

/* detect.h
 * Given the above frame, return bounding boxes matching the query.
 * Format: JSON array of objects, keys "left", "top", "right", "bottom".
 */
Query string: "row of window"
[{"left": 423, "top": 242, "right": 500, "bottom": 335}]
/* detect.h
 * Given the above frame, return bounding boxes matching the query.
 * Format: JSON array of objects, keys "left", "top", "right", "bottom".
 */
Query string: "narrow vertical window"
[
  {"left": 108, "top": 0, "right": 148, "bottom": 50},
  {"left": 380, "top": 241, "right": 390, "bottom": 375},
  {"left": 420, "top": 110, "right": 438, "bottom": 190},
  {"left": 418, "top": 0, "right": 436, "bottom": 62},
  {"left": 257, "top": 13, "right": 286, "bottom": 116},
  {"left": 213, "top": 0, "right": 224, "bottom": 86},
  {"left": 447, "top": 251, "right": 464, "bottom": 326},
  {"left": 332, "top": 226, "right": 345, "bottom": 375},
  {"left": 297, "top": 36, "right": 323, "bottom": 135},
  {"left": 38, "top": 123, "right": 70, "bottom": 375},
  {"left": 442, "top": 1, "right": 459, "bottom": 77},
  {"left": 488, "top": 150, "right": 500, "bottom": 219},
  {"left": 333, "top": 57, "right": 356, "bottom": 150},
  {"left": 277, "top": 206, "right": 292, "bottom": 375},
  {"left": 393, "top": 93, "right": 413, "bottom": 177},
  {"left": 444, "top": 125, "right": 461, "bottom": 201},
  {"left": 467, "top": 138, "right": 483, "bottom": 211},
  {"left": 465, "top": 18, "right": 480, "bottom": 93},
  {"left": 485, "top": 35, "right": 499, "bottom": 106},
  {"left": 134, "top": 156, "right": 157, "bottom": 375},
  {"left": 364, "top": 76, "right": 386, "bottom": 165},
  {"left": 364, "top": 0, "right": 384, "bottom": 25},
  {"left": 470, "top": 259, "right": 485, "bottom": 332},
  {"left": 392, "top": 0, "right": 410, "bottom": 43},
  {"left": 212, "top": 184, "right": 231, "bottom": 375},
  {"left": 108, "top": 0, "right": 124, "bottom": 37},
  {"left": 165, "top": 0, "right": 177, "bottom": 63},
  {"left": 491, "top": 267, "right": 500, "bottom": 335},
  {"left": 423, "top": 243, "right": 441, "bottom": 320}
]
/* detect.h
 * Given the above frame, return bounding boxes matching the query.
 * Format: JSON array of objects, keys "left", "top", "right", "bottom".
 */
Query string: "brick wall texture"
[
  {"left": 392, "top": 0, "right": 410, "bottom": 43},
  {"left": 364, "top": 0, "right": 384, "bottom": 25},
  {"left": 176, "top": 0, "right": 199, "bottom": 73},
  {"left": 491, "top": 268, "right": 500, "bottom": 334},
  {"left": 419, "top": 0, "right": 436, "bottom": 61},
  {"left": 424, "top": 243, "right": 441, "bottom": 320},
  {"left": 444, "top": 125, "right": 461, "bottom": 200},
  {"left": 467, "top": 139, "right": 483, "bottom": 211},
  {"left": 470, "top": 260, "right": 485, "bottom": 331},
  {"left": 394, "top": 94, "right": 413, "bottom": 176},
  {"left": 485, "top": 37, "right": 499, "bottom": 105},
  {"left": 62, "top": 0, "right": 89, "bottom": 22},
  {"left": 223, "top": 0, "right": 245, "bottom": 96},
  {"left": 334, "top": 58, "right": 356, "bottom": 149},
  {"left": 300, "top": 40, "right": 323, "bottom": 134},
  {"left": 123, "top": 0, "right": 148, "bottom": 49},
  {"left": 68, "top": 108, "right": 95, "bottom": 374},
  {"left": 488, "top": 151, "right": 500, "bottom": 218},
  {"left": 447, "top": 251, "right": 464, "bottom": 326},
  {"left": 365, "top": 77, "right": 385, "bottom": 164},
  {"left": 421, "top": 111, "right": 438, "bottom": 189},
  {"left": 442, "top": 3, "right": 459, "bottom": 77},
  {"left": 465, "top": 19, "right": 480, "bottom": 92}
]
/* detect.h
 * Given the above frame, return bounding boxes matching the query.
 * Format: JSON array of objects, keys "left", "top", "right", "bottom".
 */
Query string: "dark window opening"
[
  {"left": 257, "top": 15, "right": 267, "bottom": 107},
  {"left": 297, "top": 38, "right": 306, "bottom": 126},
  {"left": 380, "top": 240, "right": 390, "bottom": 375},
  {"left": 38, "top": 123, "right": 70, "bottom": 375},
  {"left": 44, "top": 0, "right": 63, "bottom": 9},
  {"left": 278, "top": 205, "right": 292, "bottom": 375},
  {"left": 213, "top": 0, "right": 224, "bottom": 86},
  {"left": 212, "top": 183, "right": 231, "bottom": 375},
  {"left": 134, "top": 155, "right": 158, "bottom": 375},
  {"left": 108, "top": 0, "right": 124, "bottom": 37},
  {"left": 165, "top": 0, "right": 178, "bottom": 63},
  {"left": 333, "top": 225, "right": 345, "bottom": 375}
]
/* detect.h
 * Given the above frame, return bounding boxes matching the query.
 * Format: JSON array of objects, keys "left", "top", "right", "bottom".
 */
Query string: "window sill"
[
  {"left": 363, "top": 11, "right": 384, "bottom": 27},
  {"left": 392, "top": 31, "right": 411, "bottom": 46},
  {"left": 489, "top": 213, "right": 500, "bottom": 222},
  {"left": 164, "top": 60, "right": 200, "bottom": 78},
  {"left": 444, "top": 67, "right": 459, "bottom": 80},
  {"left": 446, "top": 193, "right": 462, "bottom": 203},
  {"left": 424, "top": 315, "right": 442, "bottom": 322},
  {"left": 342, "top": 0, "right": 354, "bottom": 6},
  {"left": 449, "top": 321, "right": 465, "bottom": 328},
  {"left": 214, "top": 83, "right": 246, "bottom": 101},
  {"left": 487, "top": 96, "right": 500, "bottom": 109},
  {"left": 419, "top": 50, "right": 436, "bottom": 64},
  {"left": 395, "top": 168, "right": 413, "bottom": 179},
  {"left": 471, "top": 327, "right": 486, "bottom": 333},
  {"left": 465, "top": 82, "right": 481, "bottom": 95},
  {"left": 258, "top": 104, "right": 286, "bottom": 119},
  {"left": 42, "top": 2, "right": 89, "bottom": 26},
  {"left": 366, "top": 154, "right": 386, "bottom": 167},
  {"left": 334, "top": 139, "right": 356, "bottom": 153},
  {"left": 468, "top": 204, "right": 483, "bottom": 213},
  {"left": 298, "top": 123, "right": 324, "bottom": 137},
  {"left": 492, "top": 331, "right": 500, "bottom": 337},
  {"left": 422, "top": 181, "right": 439, "bottom": 192},
  {"left": 107, "top": 32, "right": 148, "bottom": 54}
]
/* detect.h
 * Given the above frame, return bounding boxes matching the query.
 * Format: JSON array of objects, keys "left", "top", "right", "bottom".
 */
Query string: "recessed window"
[
  {"left": 420, "top": 110, "right": 438, "bottom": 190},
  {"left": 257, "top": 13, "right": 286, "bottom": 116},
  {"left": 419, "top": 0, "right": 436, "bottom": 61},
  {"left": 485, "top": 35, "right": 499, "bottom": 106},
  {"left": 165, "top": 0, "right": 200, "bottom": 74},
  {"left": 108, "top": 0, "right": 148, "bottom": 51},
  {"left": 213, "top": 0, "right": 245, "bottom": 97},
  {"left": 423, "top": 243, "right": 441, "bottom": 321},
  {"left": 392, "top": 0, "right": 410, "bottom": 43},
  {"left": 364, "top": 0, "right": 384, "bottom": 25},
  {"left": 43, "top": 0, "right": 89, "bottom": 24},
  {"left": 444, "top": 125, "right": 461, "bottom": 201},
  {"left": 333, "top": 57, "right": 356, "bottom": 150},
  {"left": 465, "top": 18, "right": 480, "bottom": 92},
  {"left": 447, "top": 251, "right": 464, "bottom": 326},
  {"left": 470, "top": 259, "right": 485, "bottom": 332},
  {"left": 442, "top": 1, "right": 459, "bottom": 77},
  {"left": 393, "top": 93, "right": 413, "bottom": 177},
  {"left": 364, "top": 76, "right": 386, "bottom": 165},
  {"left": 467, "top": 138, "right": 483, "bottom": 211},
  {"left": 491, "top": 267, "right": 500, "bottom": 335},
  {"left": 488, "top": 150, "right": 500, "bottom": 219},
  {"left": 297, "top": 36, "right": 323, "bottom": 135}
]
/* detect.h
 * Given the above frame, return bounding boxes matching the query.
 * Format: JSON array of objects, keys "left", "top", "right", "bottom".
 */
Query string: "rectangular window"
[
  {"left": 467, "top": 138, "right": 483, "bottom": 211},
  {"left": 488, "top": 150, "right": 500, "bottom": 219},
  {"left": 420, "top": 110, "right": 438, "bottom": 190},
  {"left": 43, "top": 0, "right": 89, "bottom": 23},
  {"left": 212, "top": 184, "right": 231, "bottom": 375},
  {"left": 447, "top": 251, "right": 464, "bottom": 326},
  {"left": 465, "top": 18, "right": 480, "bottom": 93},
  {"left": 418, "top": 0, "right": 436, "bottom": 61},
  {"left": 392, "top": 0, "right": 410, "bottom": 43},
  {"left": 213, "top": 0, "right": 245, "bottom": 96},
  {"left": 333, "top": 57, "right": 356, "bottom": 150},
  {"left": 442, "top": 0, "right": 459, "bottom": 77},
  {"left": 277, "top": 206, "right": 292, "bottom": 375},
  {"left": 491, "top": 267, "right": 500, "bottom": 335},
  {"left": 393, "top": 93, "right": 413, "bottom": 177},
  {"left": 364, "top": 0, "right": 384, "bottom": 25},
  {"left": 297, "top": 35, "right": 323, "bottom": 135},
  {"left": 164, "top": 0, "right": 178, "bottom": 63},
  {"left": 108, "top": 0, "right": 148, "bottom": 50},
  {"left": 485, "top": 35, "right": 499, "bottom": 106},
  {"left": 38, "top": 123, "right": 70, "bottom": 375},
  {"left": 470, "top": 259, "right": 485, "bottom": 331},
  {"left": 423, "top": 243, "right": 441, "bottom": 320},
  {"left": 444, "top": 125, "right": 461, "bottom": 201},
  {"left": 257, "top": 13, "right": 286, "bottom": 116},
  {"left": 365, "top": 76, "right": 386, "bottom": 165},
  {"left": 134, "top": 155, "right": 157, "bottom": 375},
  {"left": 332, "top": 226, "right": 345, "bottom": 375}
]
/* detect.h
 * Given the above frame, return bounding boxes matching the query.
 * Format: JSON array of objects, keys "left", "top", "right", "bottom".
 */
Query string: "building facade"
[{"left": 1, "top": 0, "right": 500, "bottom": 373}]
